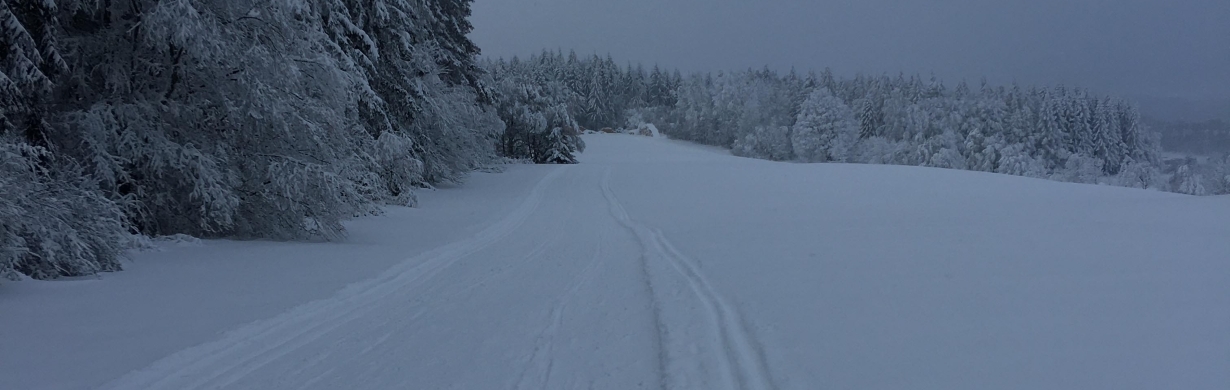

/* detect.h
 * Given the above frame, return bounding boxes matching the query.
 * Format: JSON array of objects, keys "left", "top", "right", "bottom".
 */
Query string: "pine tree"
[
  {"left": 1, "top": 0, "right": 67, "bottom": 142},
  {"left": 541, "top": 126, "right": 582, "bottom": 164},
  {"left": 854, "top": 80, "right": 886, "bottom": 139},
  {"left": 423, "top": 0, "right": 487, "bottom": 100}
]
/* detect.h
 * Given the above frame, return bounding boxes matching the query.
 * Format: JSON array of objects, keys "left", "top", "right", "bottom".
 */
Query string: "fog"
[{"left": 471, "top": 0, "right": 1230, "bottom": 106}]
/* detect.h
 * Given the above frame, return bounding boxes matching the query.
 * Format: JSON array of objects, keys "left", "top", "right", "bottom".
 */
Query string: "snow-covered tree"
[
  {"left": 488, "top": 61, "right": 583, "bottom": 164},
  {"left": 996, "top": 143, "right": 1049, "bottom": 178},
  {"left": 791, "top": 88, "right": 858, "bottom": 162},
  {"left": 1054, "top": 154, "right": 1106, "bottom": 184},
  {"left": 542, "top": 126, "right": 581, "bottom": 164},
  {"left": 422, "top": 0, "right": 488, "bottom": 100},
  {"left": 1114, "top": 157, "right": 1162, "bottom": 189},
  {"left": 1170, "top": 165, "right": 1207, "bottom": 195},
  {"left": 1, "top": 0, "right": 509, "bottom": 280},
  {"left": 1, "top": 135, "right": 128, "bottom": 280},
  {"left": 1, "top": 0, "right": 67, "bottom": 142},
  {"left": 732, "top": 125, "right": 793, "bottom": 161},
  {"left": 1, "top": 1, "right": 130, "bottom": 280}
]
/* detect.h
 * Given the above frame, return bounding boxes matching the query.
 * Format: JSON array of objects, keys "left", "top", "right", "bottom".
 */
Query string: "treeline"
[
  {"left": 482, "top": 51, "right": 681, "bottom": 132},
  {"left": 1, "top": 0, "right": 585, "bottom": 281},
  {"left": 490, "top": 51, "right": 1230, "bottom": 195},
  {"left": 664, "top": 70, "right": 1162, "bottom": 182}
]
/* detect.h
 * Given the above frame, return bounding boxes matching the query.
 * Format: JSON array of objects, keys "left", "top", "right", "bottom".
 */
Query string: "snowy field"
[{"left": 2, "top": 134, "right": 1228, "bottom": 390}]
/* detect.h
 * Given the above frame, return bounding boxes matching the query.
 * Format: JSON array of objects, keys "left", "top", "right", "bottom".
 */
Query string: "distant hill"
[
  {"left": 1146, "top": 117, "right": 1230, "bottom": 155},
  {"left": 1134, "top": 96, "right": 1230, "bottom": 123}
]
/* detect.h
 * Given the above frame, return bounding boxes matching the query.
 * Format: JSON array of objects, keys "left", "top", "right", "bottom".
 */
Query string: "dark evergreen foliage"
[{"left": 0, "top": 0, "right": 502, "bottom": 280}]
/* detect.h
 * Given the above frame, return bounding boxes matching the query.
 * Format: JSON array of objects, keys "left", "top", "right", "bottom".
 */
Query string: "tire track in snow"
[
  {"left": 98, "top": 166, "right": 569, "bottom": 390},
  {"left": 601, "top": 168, "right": 775, "bottom": 390}
]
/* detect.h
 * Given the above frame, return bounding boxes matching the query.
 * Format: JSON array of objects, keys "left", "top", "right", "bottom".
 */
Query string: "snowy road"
[{"left": 6, "top": 134, "right": 1229, "bottom": 390}]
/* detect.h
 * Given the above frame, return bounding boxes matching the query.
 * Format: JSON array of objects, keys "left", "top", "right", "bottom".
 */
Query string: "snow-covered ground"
[{"left": 3, "top": 134, "right": 1228, "bottom": 390}]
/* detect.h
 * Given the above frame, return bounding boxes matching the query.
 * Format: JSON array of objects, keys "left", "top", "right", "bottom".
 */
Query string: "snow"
[
  {"left": 644, "top": 123, "right": 661, "bottom": 137},
  {"left": 0, "top": 166, "right": 554, "bottom": 390},
  {"left": 3, "top": 134, "right": 1229, "bottom": 390}
]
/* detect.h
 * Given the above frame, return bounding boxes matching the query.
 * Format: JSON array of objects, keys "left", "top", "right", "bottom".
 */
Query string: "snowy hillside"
[{"left": 3, "top": 134, "right": 1228, "bottom": 390}]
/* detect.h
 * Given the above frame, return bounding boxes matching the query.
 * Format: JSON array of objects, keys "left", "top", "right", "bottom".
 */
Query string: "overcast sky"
[{"left": 470, "top": 0, "right": 1230, "bottom": 102}]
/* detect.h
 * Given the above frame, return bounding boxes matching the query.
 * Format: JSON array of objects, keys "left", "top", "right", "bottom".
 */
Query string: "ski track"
[
  {"left": 97, "top": 166, "right": 569, "bottom": 390},
  {"left": 514, "top": 238, "right": 606, "bottom": 390},
  {"left": 601, "top": 168, "right": 775, "bottom": 390},
  {"left": 455, "top": 235, "right": 557, "bottom": 297},
  {"left": 272, "top": 233, "right": 558, "bottom": 387}
]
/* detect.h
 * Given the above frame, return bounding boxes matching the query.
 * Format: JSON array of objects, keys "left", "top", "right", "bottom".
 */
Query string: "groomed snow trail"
[
  {"left": 98, "top": 140, "right": 686, "bottom": 390},
  {"left": 98, "top": 166, "right": 574, "bottom": 390},
  {"left": 89, "top": 134, "right": 1230, "bottom": 390}
]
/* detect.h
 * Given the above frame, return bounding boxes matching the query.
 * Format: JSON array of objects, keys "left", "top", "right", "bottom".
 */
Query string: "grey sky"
[{"left": 470, "top": 0, "right": 1230, "bottom": 102}]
